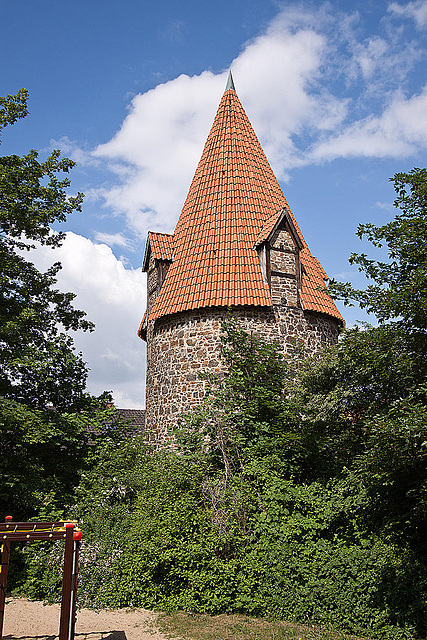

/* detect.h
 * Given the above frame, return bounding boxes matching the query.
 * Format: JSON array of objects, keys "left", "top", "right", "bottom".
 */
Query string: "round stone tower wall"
[{"left": 145, "top": 305, "right": 340, "bottom": 446}]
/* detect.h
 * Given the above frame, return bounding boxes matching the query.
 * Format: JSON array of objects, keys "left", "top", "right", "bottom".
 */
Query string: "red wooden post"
[
  {"left": 70, "top": 533, "right": 81, "bottom": 640},
  {"left": 0, "top": 541, "right": 10, "bottom": 640},
  {"left": 0, "top": 516, "right": 13, "bottom": 640},
  {"left": 58, "top": 524, "right": 74, "bottom": 640}
]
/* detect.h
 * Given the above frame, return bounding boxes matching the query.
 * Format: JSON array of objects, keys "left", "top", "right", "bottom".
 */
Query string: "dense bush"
[
  {"left": 17, "top": 318, "right": 427, "bottom": 637},
  {"left": 19, "top": 429, "right": 426, "bottom": 638}
]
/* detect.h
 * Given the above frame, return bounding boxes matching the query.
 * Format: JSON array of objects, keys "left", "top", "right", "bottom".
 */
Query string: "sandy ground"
[{"left": 2, "top": 598, "right": 171, "bottom": 640}]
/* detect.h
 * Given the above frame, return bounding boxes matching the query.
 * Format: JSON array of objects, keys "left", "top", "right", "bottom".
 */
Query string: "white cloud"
[
  {"left": 48, "top": 136, "right": 101, "bottom": 168},
  {"left": 31, "top": 233, "right": 146, "bottom": 408},
  {"left": 388, "top": 0, "right": 427, "bottom": 28},
  {"left": 375, "top": 201, "right": 395, "bottom": 211},
  {"left": 94, "top": 231, "right": 134, "bottom": 249},
  {"left": 309, "top": 86, "right": 427, "bottom": 160},
  {"left": 229, "top": 22, "right": 348, "bottom": 175},
  {"left": 353, "top": 37, "right": 389, "bottom": 80},
  {"left": 93, "top": 72, "right": 224, "bottom": 236},
  {"left": 332, "top": 270, "right": 358, "bottom": 279},
  {"left": 342, "top": 13, "right": 421, "bottom": 90}
]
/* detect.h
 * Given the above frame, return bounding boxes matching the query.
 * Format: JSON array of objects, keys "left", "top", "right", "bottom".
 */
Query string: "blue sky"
[{"left": 2, "top": 0, "right": 426, "bottom": 407}]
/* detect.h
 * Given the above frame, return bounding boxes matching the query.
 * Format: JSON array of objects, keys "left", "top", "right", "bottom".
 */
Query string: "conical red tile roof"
[{"left": 148, "top": 83, "right": 342, "bottom": 323}]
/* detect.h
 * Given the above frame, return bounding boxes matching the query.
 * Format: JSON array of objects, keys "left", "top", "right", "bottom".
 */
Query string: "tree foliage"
[
  {"left": 24, "top": 317, "right": 426, "bottom": 637},
  {"left": 328, "top": 168, "right": 427, "bottom": 330},
  {"left": 0, "top": 89, "right": 92, "bottom": 410},
  {"left": 0, "top": 397, "right": 90, "bottom": 519},
  {"left": 0, "top": 89, "right": 107, "bottom": 521},
  {"left": 0, "top": 89, "right": 29, "bottom": 131}
]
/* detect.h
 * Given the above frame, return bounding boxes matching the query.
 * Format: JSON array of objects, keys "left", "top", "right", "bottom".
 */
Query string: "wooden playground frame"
[{"left": 0, "top": 517, "right": 81, "bottom": 640}]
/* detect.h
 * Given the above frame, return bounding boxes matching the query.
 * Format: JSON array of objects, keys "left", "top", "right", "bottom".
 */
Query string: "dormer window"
[
  {"left": 255, "top": 208, "right": 303, "bottom": 307},
  {"left": 257, "top": 243, "right": 269, "bottom": 285}
]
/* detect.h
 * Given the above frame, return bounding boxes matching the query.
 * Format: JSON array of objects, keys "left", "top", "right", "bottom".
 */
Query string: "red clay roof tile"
[
  {"left": 147, "top": 86, "right": 342, "bottom": 324},
  {"left": 143, "top": 232, "right": 174, "bottom": 270}
]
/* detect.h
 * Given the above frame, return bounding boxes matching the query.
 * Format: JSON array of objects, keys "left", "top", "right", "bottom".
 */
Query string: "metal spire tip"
[{"left": 225, "top": 70, "right": 235, "bottom": 91}]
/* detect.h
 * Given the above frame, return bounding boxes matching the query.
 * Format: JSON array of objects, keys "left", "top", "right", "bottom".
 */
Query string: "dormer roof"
[
  {"left": 256, "top": 207, "right": 303, "bottom": 250},
  {"left": 146, "top": 78, "right": 343, "bottom": 324},
  {"left": 142, "top": 231, "right": 174, "bottom": 271}
]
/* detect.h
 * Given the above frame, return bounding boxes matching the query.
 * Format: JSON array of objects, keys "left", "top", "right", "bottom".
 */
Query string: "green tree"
[
  {"left": 0, "top": 89, "right": 105, "bottom": 520},
  {"left": 0, "top": 397, "right": 90, "bottom": 518},
  {"left": 0, "top": 89, "right": 92, "bottom": 410},
  {"left": 328, "top": 167, "right": 427, "bottom": 330},
  {"left": 316, "top": 168, "right": 427, "bottom": 544}
]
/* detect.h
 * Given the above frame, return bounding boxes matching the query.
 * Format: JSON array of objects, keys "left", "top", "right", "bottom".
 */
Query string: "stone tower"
[{"left": 138, "top": 73, "right": 343, "bottom": 446}]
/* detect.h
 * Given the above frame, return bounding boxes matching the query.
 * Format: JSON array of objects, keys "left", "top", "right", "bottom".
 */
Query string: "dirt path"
[{"left": 3, "top": 598, "right": 171, "bottom": 640}]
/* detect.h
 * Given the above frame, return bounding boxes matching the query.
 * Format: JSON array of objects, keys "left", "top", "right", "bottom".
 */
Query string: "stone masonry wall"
[
  {"left": 145, "top": 302, "right": 340, "bottom": 446},
  {"left": 144, "top": 226, "right": 340, "bottom": 446},
  {"left": 269, "top": 227, "right": 301, "bottom": 307}
]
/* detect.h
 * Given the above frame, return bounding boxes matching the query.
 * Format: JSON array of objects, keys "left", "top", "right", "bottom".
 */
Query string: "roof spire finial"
[{"left": 225, "top": 70, "right": 235, "bottom": 92}]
